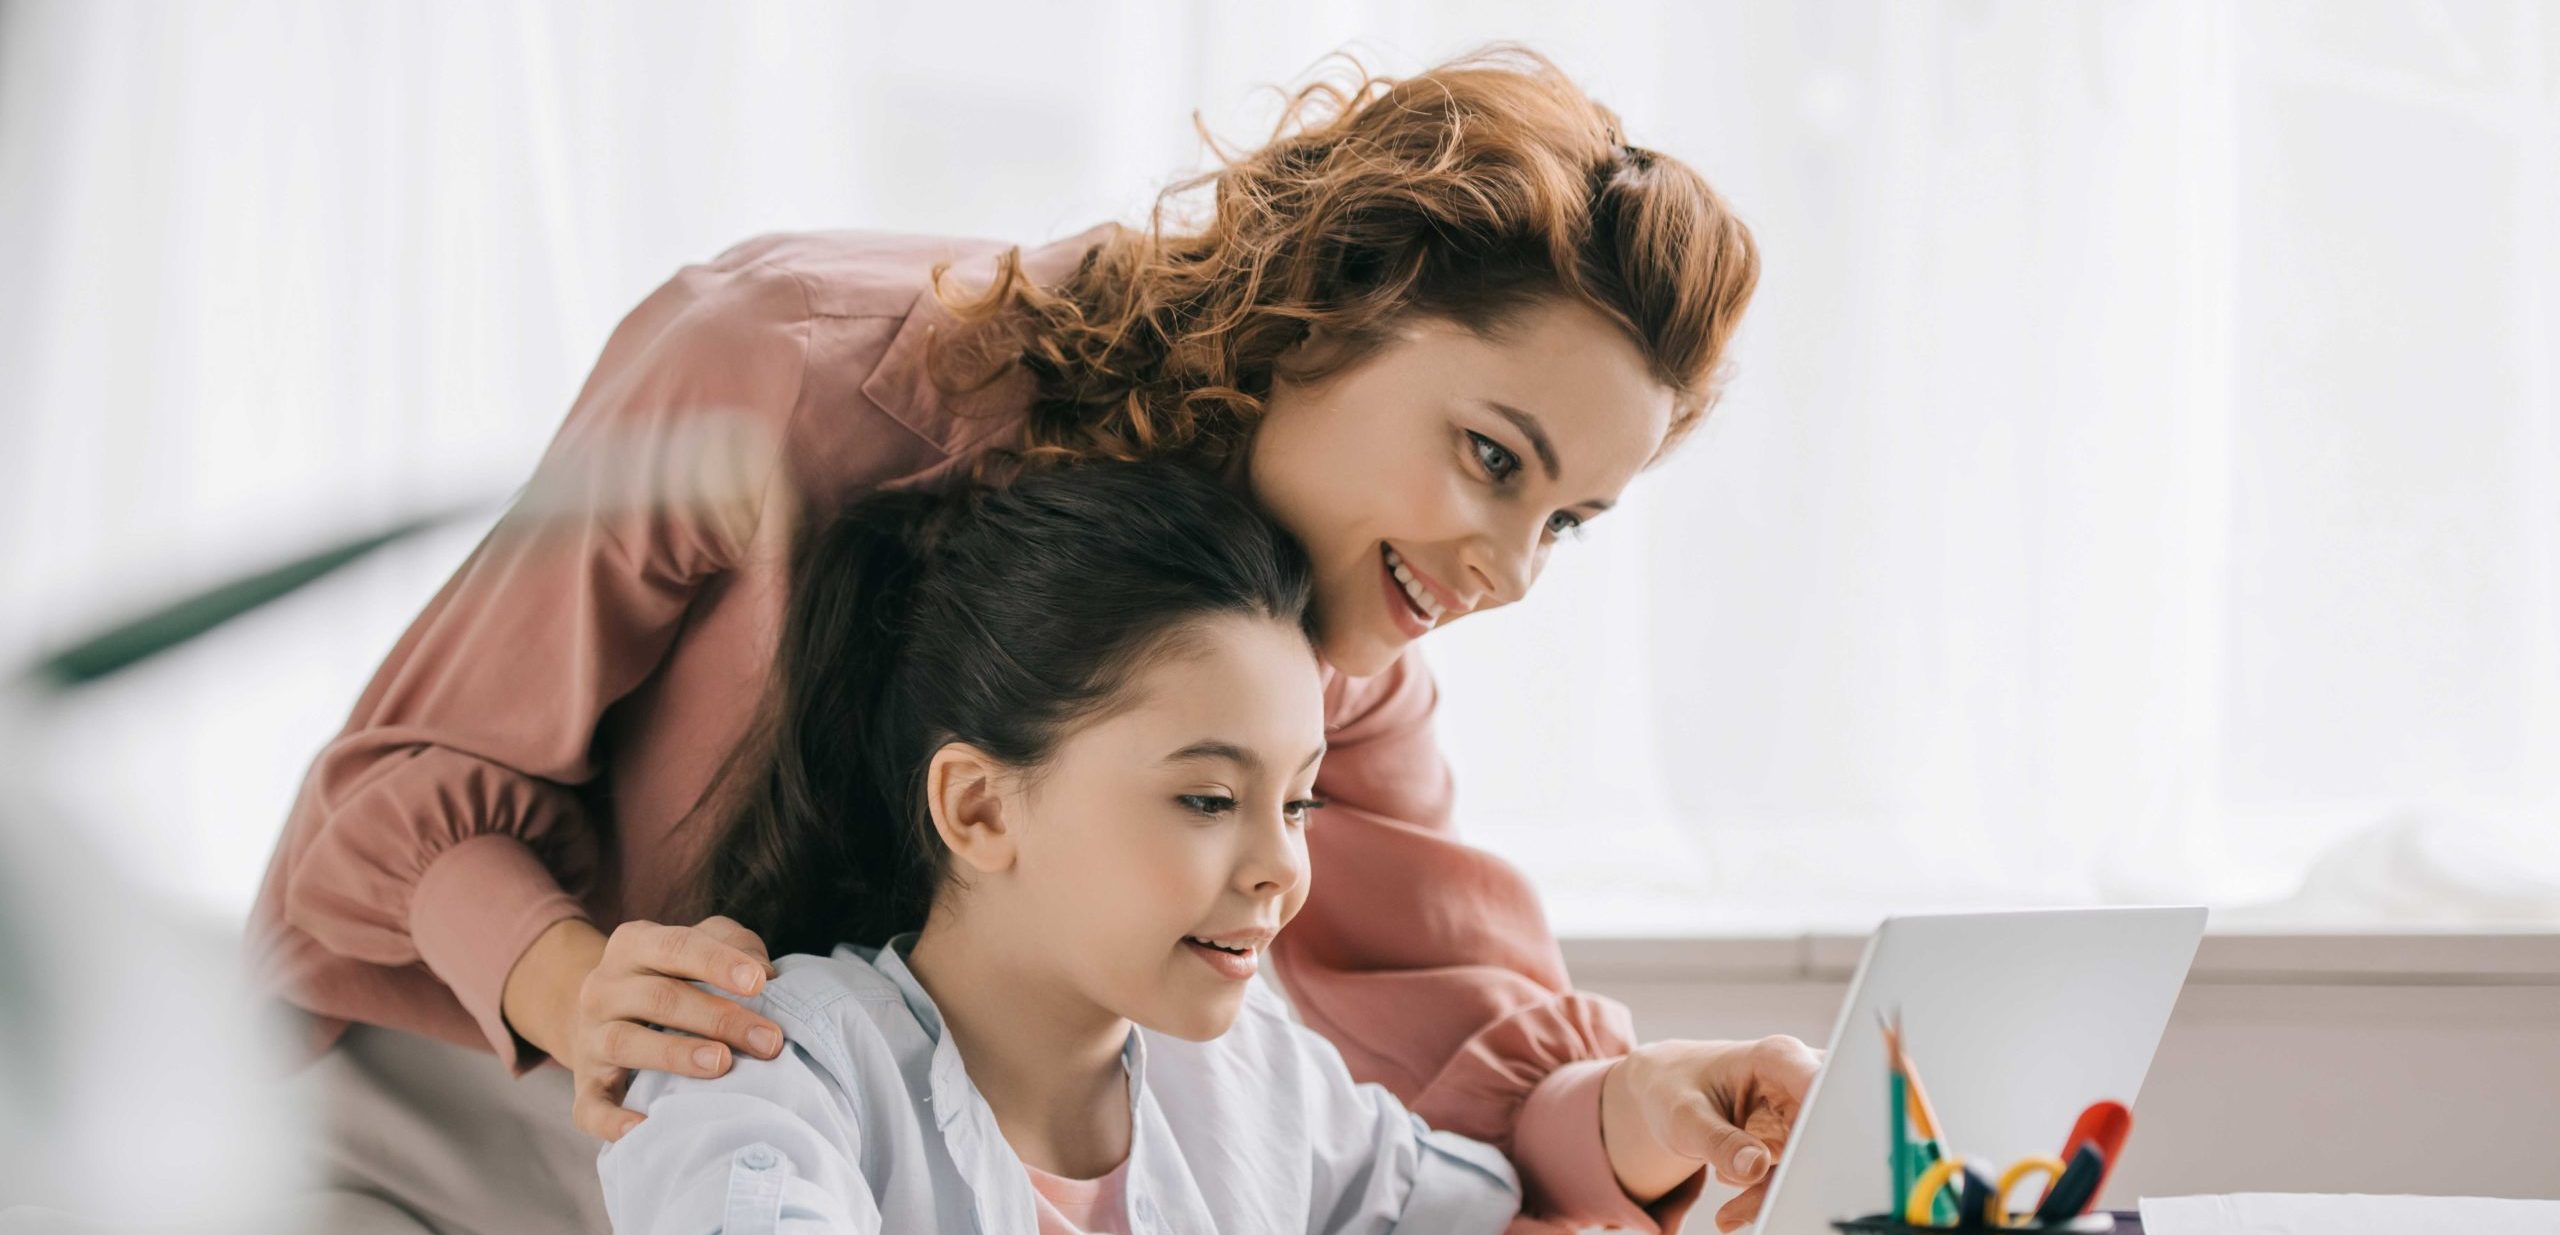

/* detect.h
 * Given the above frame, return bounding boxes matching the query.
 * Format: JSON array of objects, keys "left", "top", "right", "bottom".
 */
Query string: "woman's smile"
[
  {"left": 1246, "top": 299, "right": 1676, "bottom": 677},
  {"left": 1379, "top": 543, "right": 1472, "bottom": 641},
  {"left": 1379, "top": 544, "right": 1439, "bottom": 638}
]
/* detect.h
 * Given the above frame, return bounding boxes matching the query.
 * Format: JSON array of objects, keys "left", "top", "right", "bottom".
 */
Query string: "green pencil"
[
  {"left": 1915, "top": 1138, "right": 1960, "bottom": 1225},
  {"left": 1889, "top": 1068, "right": 1913, "bottom": 1212}
]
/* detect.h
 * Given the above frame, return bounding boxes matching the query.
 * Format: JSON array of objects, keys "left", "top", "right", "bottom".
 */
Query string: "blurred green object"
[
  {"left": 1, "top": 496, "right": 501, "bottom": 1219},
  {"left": 23, "top": 501, "right": 489, "bottom": 691}
]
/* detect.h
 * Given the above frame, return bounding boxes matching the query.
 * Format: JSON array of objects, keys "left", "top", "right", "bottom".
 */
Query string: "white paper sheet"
[{"left": 2140, "top": 1193, "right": 2560, "bottom": 1235}]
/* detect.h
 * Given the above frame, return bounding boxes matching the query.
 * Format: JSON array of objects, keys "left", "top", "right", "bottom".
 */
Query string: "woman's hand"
[
  {"left": 1599, "top": 1035, "right": 1825, "bottom": 1232},
  {"left": 502, "top": 915, "right": 784, "bottom": 1141}
]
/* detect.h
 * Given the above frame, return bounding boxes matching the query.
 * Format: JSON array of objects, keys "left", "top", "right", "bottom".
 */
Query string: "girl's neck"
[{"left": 902, "top": 921, "right": 1133, "bottom": 1179}]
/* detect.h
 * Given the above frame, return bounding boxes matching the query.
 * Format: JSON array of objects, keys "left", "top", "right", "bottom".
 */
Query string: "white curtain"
[
  {"left": 1426, "top": 0, "right": 2560, "bottom": 930},
  {"left": 5, "top": 0, "right": 2554, "bottom": 932}
]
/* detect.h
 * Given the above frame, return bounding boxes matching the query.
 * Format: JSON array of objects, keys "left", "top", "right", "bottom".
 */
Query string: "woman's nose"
[{"left": 1462, "top": 530, "right": 1538, "bottom": 609}]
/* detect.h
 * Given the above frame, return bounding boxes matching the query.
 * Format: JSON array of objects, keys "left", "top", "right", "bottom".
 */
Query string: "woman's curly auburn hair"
[{"left": 931, "top": 44, "right": 1761, "bottom": 478}]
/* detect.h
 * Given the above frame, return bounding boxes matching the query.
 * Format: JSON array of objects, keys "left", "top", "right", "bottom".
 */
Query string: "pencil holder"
[{"left": 1830, "top": 1213, "right": 2115, "bottom": 1233}]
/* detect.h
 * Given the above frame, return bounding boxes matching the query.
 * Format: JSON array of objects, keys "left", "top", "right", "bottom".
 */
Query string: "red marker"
[{"left": 2049, "top": 1100, "right": 2132, "bottom": 1213}]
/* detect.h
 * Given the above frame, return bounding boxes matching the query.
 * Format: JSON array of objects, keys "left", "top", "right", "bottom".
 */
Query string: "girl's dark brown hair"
[
  {"left": 934, "top": 43, "right": 1759, "bottom": 476},
  {"left": 687, "top": 461, "right": 1315, "bottom": 957}
]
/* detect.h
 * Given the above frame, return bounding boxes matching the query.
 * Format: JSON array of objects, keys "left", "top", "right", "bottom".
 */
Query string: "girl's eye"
[
  {"left": 1546, "top": 511, "right": 1587, "bottom": 541},
  {"left": 1181, "top": 794, "right": 1327, "bottom": 823}
]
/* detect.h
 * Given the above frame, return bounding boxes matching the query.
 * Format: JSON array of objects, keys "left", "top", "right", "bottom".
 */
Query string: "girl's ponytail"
[{"left": 690, "top": 488, "right": 951, "bottom": 957}]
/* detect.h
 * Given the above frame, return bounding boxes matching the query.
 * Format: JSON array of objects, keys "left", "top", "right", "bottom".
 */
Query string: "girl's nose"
[{"left": 1239, "top": 811, "right": 1307, "bottom": 896}]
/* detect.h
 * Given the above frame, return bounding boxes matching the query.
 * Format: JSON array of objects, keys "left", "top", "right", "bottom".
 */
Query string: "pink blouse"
[{"left": 245, "top": 225, "right": 1702, "bottom": 1233}]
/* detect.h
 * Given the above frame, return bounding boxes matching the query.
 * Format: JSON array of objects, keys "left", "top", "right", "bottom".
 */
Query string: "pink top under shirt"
[
  {"left": 244, "top": 226, "right": 1703, "bottom": 1233},
  {"left": 1026, "top": 1159, "right": 1134, "bottom": 1235}
]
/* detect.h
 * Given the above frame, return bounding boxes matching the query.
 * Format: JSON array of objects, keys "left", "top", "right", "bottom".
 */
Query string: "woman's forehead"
[{"left": 1384, "top": 303, "right": 1673, "bottom": 460}]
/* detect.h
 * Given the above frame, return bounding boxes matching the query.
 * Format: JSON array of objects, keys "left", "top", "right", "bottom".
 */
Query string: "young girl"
[{"left": 599, "top": 460, "right": 1518, "bottom": 1233}]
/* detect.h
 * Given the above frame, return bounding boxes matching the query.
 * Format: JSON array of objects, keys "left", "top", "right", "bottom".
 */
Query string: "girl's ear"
[{"left": 924, "top": 742, "right": 1018, "bottom": 875}]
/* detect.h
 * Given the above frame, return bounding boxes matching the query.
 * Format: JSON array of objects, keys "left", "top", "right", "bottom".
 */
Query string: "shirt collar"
[
  {"left": 857, "top": 222, "right": 1121, "bottom": 459},
  {"left": 867, "top": 933, "right": 1146, "bottom": 1125},
  {"left": 867, "top": 933, "right": 1163, "bottom": 1232}
]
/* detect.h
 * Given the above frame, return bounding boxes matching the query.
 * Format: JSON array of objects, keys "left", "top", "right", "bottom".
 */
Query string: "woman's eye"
[
  {"left": 1467, "top": 431, "right": 1521, "bottom": 482},
  {"left": 1470, "top": 428, "right": 1587, "bottom": 544},
  {"left": 1284, "top": 797, "right": 1328, "bottom": 825},
  {"left": 1179, "top": 794, "right": 1238, "bottom": 817}
]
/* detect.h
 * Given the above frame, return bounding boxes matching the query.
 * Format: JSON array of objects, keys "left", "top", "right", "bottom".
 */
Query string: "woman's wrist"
[
  {"left": 502, "top": 917, "right": 607, "bottom": 1061},
  {"left": 1599, "top": 1049, "right": 1711, "bottom": 1202}
]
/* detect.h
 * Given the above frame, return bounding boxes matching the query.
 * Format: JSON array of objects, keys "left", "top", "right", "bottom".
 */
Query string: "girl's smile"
[{"left": 1179, "top": 925, "right": 1275, "bottom": 981}]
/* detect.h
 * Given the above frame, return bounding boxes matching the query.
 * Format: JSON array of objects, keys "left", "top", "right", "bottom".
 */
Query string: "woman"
[{"left": 252, "top": 45, "right": 1815, "bottom": 1235}]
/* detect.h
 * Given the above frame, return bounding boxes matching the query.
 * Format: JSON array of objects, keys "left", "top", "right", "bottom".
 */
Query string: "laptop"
[{"left": 1750, "top": 907, "right": 2208, "bottom": 1234}]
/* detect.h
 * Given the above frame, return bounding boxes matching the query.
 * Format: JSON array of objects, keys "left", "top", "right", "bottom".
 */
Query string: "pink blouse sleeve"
[
  {"left": 257, "top": 248, "right": 816, "bottom": 1070},
  {"left": 1272, "top": 648, "right": 1706, "bottom": 1234}
]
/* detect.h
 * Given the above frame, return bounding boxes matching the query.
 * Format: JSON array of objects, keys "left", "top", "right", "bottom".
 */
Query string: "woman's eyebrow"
[
  {"left": 1485, "top": 401, "right": 1561, "bottom": 481},
  {"left": 1161, "top": 740, "right": 1328, "bottom": 774},
  {"left": 1485, "top": 400, "right": 1616, "bottom": 514}
]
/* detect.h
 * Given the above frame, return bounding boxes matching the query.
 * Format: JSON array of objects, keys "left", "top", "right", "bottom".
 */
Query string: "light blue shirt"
[{"left": 597, "top": 935, "right": 1520, "bottom": 1234}]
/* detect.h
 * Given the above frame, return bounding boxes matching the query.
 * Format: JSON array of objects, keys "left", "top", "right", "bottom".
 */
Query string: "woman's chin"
[{"left": 1316, "top": 621, "right": 1402, "bottom": 679}]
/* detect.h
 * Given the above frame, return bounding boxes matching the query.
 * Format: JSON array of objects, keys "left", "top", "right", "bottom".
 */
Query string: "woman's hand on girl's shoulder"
[{"left": 537, "top": 914, "right": 786, "bottom": 1141}]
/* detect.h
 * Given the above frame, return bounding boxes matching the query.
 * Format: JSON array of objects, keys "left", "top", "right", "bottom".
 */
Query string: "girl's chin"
[
  {"left": 1150, "top": 1010, "right": 1245, "bottom": 1044},
  {"left": 1130, "top": 992, "right": 1249, "bottom": 1044}
]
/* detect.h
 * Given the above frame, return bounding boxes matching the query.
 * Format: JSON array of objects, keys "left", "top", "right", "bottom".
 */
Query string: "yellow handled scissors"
[{"left": 1902, "top": 1154, "right": 2067, "bottom": 1228}]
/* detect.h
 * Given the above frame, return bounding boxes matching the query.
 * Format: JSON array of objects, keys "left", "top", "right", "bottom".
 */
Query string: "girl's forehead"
[{"left": 1056, "top": 619, "right": 1327, "bottom": 770}]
